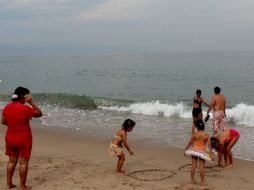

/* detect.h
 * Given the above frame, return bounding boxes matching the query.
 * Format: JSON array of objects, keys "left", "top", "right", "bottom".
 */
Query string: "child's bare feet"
[
  {"left": 20, "top": 185, "right": 32, "bottom": 190},
  {"left": 7, "top": 184, "right": 16, "bottom": 189},
  {"left": 191, "top": 180, "right": 196, "bottom": 184}
]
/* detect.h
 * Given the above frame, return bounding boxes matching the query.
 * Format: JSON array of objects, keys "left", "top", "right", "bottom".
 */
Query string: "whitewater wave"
[{"left": 100, "top": 101, "right": 254, "bottom": 127}]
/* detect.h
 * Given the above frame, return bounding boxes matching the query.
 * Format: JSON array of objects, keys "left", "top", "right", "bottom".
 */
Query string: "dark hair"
[
  {"left": 12, "top": 87, "right": 30, "bottom": 101},
  {"left": 122, "top": 118, "right": 136, "bottom": 131},
  {"left": 195, "top": 119, "right": 205, "bottom": 131},
  {"left": 214, "top": 87, "right": 221, "bottom": 94},
  {"left": 196, "top": 89, "right": 201, "bottom": 96},
  {"left": 210, "top": 137, "right": 220, "bottom": 151}
]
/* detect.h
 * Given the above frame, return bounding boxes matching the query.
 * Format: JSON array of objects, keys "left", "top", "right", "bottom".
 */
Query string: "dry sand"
[{"left": 0, "top": 123, "right": 254, "bottom": 190}]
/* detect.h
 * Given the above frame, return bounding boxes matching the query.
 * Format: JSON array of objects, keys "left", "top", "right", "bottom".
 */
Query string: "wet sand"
[{"left": 0, "top": 123, "right": 254, "bottom": 190}]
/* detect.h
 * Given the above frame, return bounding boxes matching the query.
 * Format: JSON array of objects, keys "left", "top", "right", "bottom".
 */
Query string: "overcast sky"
[{"left": 1, "top": 0, "right": 254, "bottom": 54}]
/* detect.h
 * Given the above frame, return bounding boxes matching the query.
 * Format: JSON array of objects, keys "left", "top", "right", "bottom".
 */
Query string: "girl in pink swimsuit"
[{"left": 211, "top": 128, "right": 240, "bottom": 168}]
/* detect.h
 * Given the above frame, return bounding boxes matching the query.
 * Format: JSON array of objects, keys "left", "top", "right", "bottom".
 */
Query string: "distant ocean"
[{"left": 0, "top": 52, "right": 254, "bottom": 161}]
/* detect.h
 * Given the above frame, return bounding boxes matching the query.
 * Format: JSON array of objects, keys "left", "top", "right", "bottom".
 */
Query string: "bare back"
[{"left": 211, "top": 94, "right": 226, "bottom": 112}]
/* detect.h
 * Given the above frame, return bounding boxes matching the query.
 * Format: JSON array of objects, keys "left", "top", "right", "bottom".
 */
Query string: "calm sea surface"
[{"left": 0, "top": 52, "right": 254, "bottom": 160}]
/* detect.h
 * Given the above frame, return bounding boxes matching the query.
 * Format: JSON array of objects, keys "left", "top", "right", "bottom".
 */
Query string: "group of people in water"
[
  {"left": 1, "top": 86, "right": 240, "bottom": 189},
  {"left": 186, "top": 87, "right": 240, "bottom": 185}
]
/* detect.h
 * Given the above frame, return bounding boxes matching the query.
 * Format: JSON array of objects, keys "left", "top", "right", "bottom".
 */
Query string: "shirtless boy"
[{"left": 207, "top": 87, "right": 226, "bottom": 135}]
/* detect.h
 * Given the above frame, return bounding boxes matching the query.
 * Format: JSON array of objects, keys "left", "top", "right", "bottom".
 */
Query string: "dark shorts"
[
  {"left": 5, "top": 132, "right": 32, "bottom": 160},
  {"left": 192, "top": 108, "right": 202, "bottom": 118}
]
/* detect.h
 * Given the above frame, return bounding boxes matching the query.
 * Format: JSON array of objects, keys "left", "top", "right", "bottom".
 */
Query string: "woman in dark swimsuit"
[{"left": 192, "top": 89, "right": 210, "bottom": 133}]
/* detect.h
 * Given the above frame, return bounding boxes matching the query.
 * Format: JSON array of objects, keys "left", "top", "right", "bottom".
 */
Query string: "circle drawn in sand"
[
  {"left": 179, "top": 164, "right": 223, "bottom": 173},
  {"left": 127, "top": 169, "right": 175, "bottom": 181}
]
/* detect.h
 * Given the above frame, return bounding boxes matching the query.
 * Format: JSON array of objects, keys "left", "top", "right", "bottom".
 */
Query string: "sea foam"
[{"left": 100, "top": 101, "right": 254, "bottom": 127}]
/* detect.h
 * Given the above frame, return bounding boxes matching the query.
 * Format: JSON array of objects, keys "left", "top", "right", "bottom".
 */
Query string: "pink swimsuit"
[
  {"left": 225, "top": 129, "right": 240, "bottom": 143},
  {"left": 229, "top": 129, "right": 240, "bottom": 139}
]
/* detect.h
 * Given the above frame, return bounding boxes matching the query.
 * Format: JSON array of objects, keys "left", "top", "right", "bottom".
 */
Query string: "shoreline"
[{"left": 1, "top": 121, "right": 254, "bottom": 189}]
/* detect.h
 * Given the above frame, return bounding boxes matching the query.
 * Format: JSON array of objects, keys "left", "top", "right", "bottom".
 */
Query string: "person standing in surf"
[
  {"left": 192, "top": 89, "right": 210, "bottom": 133},
  {"left": 207, "top": 86, "right": 226, "bottom": 135}
]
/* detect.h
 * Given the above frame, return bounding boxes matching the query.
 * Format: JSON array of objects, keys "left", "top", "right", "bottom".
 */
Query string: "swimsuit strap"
[{"left": 193, "top": 97, "right": 202, "bottom": 107}]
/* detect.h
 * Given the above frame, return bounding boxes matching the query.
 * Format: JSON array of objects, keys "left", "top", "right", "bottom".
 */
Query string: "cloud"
[{"left": 79, "top": 0, "right": 155, "bottom": 22}]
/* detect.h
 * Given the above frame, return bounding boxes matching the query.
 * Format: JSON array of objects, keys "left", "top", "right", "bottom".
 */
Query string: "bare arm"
[
  {"left": 224, "top": 97, "right": 226, "bottom": 116},
  {"left": 218, "top": 142, "right": 224, "bottom": 166},
  {"left": 26, "top": 96, "right": 43, "bottom": 117},
  {"left": 207, "top": 135, "right": 214, "bottom": 160},
  {"left": 185, "top": 135, "right": 194, "bottom": 150},
  {"left": 122, "top": 133, "right": 134, "bottom": 155},
  {"left": 1, "top": 116, "right": 6, "bottom": 125},
  {"left": 207, "top": 96, "right": 215, "bottom": 113},
  {"left": 201, "top": 97, "right": 210, "bottom": 108}
]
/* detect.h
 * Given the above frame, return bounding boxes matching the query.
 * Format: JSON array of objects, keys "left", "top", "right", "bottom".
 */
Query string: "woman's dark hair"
[
  {"left": 122, "top": 118, "right": 136, "bottom": 131},
  {"left": 210, "top": 137, "right": 219, "bottom": 151},
  {"left": 196, "top": 89, "right": 201, "bottom": 96},
  {"left": 195, "top": 119, "right": 205, "bottom": 131},
  {"left": 12, "top": 87, "right": 30, "bottom": 101}
]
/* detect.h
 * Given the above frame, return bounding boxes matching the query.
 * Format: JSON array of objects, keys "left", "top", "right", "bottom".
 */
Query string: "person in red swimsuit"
[
  {"left": 1, "top": 87, "right": 42, "bottom": 190},
  {"left": 211, "top": 128, "right": 240, "bottom": 168}
]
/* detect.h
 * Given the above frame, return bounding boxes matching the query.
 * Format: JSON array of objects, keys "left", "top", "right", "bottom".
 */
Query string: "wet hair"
[
  {"left": 214, "top": 87, "right": 221, "bottom": 94},
  {"left": 210, "top": 137, "right": 220, "bottom": 151},
  {"left": 12, "top": 87, "right": 30, "bottom": 101},
  {"left": 196, "top": 89, "right": 201, "bottom": 96},
  {"left": 122, "top": 118, "right": 136, "bottom": 131},
  {"left": 195, "top": 119, "right": 205, "bottom": 131}
]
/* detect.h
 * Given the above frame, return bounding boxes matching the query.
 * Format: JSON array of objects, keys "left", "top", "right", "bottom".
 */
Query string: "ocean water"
[{"left": 0, "top": 52, "right": 254, "bottom": 161}]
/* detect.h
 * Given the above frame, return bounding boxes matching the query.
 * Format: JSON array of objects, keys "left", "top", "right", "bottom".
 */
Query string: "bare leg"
[
  {"left": 226, "top": 137, "right": 239, "bottom": 167},
  {"left": 198, "top": 112, "right": 203, "bottom": 120},
  {"left": 116, "top": 154, "right": 125, "bottom": 174},
  {"left": 7, "top": 156, "right": 18, "bottom": 189},
  {"left": 19, "top": 158, "right": 31, "bottom": 190},
  {"left": 199, "top": 159, "right": 206, "bottom": 185},
  {"left": 223, "top": 144, "right": 229, "bottom": 166},
  {"left": 192, "top": 116, "right": 198, "bottom": 134},
  {"left": 191, "top": 157, "right": 197, "bottom": 184}
]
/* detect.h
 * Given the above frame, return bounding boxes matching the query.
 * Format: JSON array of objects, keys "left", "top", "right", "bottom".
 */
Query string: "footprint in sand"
[{"left": 127, "top": 169, "right": 176, "bottom": 181}]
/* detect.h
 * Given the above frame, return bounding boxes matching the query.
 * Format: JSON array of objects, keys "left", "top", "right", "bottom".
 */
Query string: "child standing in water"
[
  {"left": 108, "top": 118, "right": 135, "bottom": 174},
  {"left": 185, "top": 119, "right": 213, "bottom": 185}
]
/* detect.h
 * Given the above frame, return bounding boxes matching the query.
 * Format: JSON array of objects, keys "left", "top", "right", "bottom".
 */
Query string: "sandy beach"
[{"left": 1, "top": 122, "right": 254, "bottom": 190}]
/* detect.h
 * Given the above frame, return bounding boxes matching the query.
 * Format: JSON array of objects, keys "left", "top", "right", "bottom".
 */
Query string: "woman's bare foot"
[
  {"left": 200, "top": 181, "right": 208, "bottom": 186},
  {"left": 116, "top": 170, "right": 125, "bottom": 175},
  {"left": 7, "top": 184, "right": 16, "bottom": 189},
  {"left": 20, "top": 185, "right": 32, "bottom": 190}
]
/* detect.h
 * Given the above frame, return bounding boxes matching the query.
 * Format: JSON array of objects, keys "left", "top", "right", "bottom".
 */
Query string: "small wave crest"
[
  {"left": 100, "top": 101, "right": 254, "bottom": 127},
  {"left": 100, "top": 101, "right": 191, "bottom": 118},
  {"left": 226, "top": 103, "right": 254, "bottom": 126},
  {"left": 0, "top": 93, "right": 97, "bottom": 110},
  {"left": 35, "top": 93, "right": 97, "bottom": 110}
]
